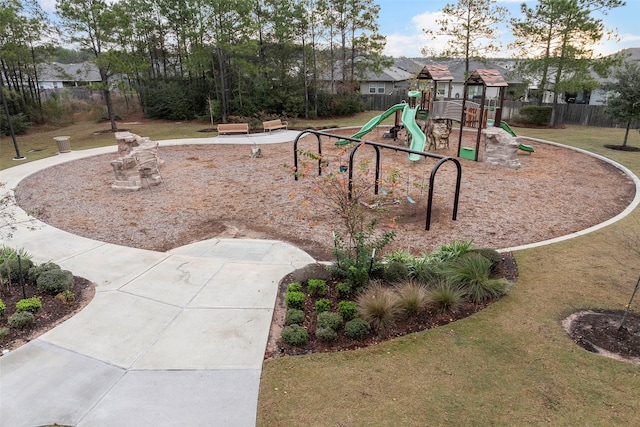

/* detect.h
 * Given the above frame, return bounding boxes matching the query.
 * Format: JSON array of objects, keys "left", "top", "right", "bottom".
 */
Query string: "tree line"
[
  {"left": 1, "top": 0, "right": 388, "bottom": 131},
  {"left": 0, "top": 0, "right": 633, "bottom": 133}
]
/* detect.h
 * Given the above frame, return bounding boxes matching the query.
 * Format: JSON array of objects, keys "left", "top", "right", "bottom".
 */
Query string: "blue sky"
[{"left": 376, "top": 0, "right": 640, "bottom": 57}]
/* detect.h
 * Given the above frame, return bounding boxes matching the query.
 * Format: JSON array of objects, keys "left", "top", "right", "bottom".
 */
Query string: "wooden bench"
[
  {"left": 262, "top": 119, "right": 288, "bottom": 132},
  {"left": 217, "top": 123, "right": 249, "bottom": 135}
]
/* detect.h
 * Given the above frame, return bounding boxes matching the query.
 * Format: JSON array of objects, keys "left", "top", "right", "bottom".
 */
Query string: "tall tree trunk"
[
  {"left": 624, "top": 120, "right": 631, "bottom": 147},
  {"left": 302, "top": 37, "right": 309, "bottom": 118},
  {"left": 100, "top": 68, "right": 118, "bottom": 132}
]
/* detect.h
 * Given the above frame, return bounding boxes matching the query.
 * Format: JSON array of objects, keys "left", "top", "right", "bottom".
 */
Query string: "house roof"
[
  {"left": 465, "top": 69, "right": 509, "bottom": 87},
  {"left": 416, "top": 64, "right": 454, "bottom": 81},
  {"left": 39, "top": 62, "right": 101, "bottom": 83},
  {"left": 367, "top": 65, "right": 414, "bottom": 82}
]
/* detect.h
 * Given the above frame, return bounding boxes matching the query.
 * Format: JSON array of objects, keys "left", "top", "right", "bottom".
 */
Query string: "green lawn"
[{"left": 257, "top": 124, "right": 640, "bottom": 426}]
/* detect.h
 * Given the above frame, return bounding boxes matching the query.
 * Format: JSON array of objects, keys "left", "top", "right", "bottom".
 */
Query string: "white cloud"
[
  {"left": 383, "top": 11, "right": 449, "bottom": 57},
  {"left": 593, "top": 33, "right": 640, "bottom": 56}
]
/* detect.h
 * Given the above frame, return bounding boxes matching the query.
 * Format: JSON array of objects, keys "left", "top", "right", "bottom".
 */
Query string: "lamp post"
[{"left": 0, "top": 73, "right": 25, "bottom": 161}]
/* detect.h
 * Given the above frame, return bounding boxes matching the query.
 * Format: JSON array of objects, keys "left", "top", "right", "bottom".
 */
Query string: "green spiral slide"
[
  {"left": 403, "top": 104, "right": 426, "bottom": 161},
  {"left": 335, "top": 103, "right": 407, "bottom": 146}
]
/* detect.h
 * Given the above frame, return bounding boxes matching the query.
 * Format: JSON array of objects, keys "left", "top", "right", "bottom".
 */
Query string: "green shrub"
[
  {"left": 336, "top": 282, "right": 351, "bottom": 298},
  {"left": 287, "top": 282, "right": 303, "bottom": 293},
  {"left": 315, "top": 298, "right": 331, "bottom": 313},
  {"left": 36, "top": 269, "right": 74, "bottom": 295},
  {"left": 0, "top": 113, "right": 30, "bottom": 135},
  {"left": 0, "top": 327, "right": 8, "bottom": 340},
  {"left": 28, "top": 262, "right": 62, "bottom": 282},
  {"left": 344, "top": 318, "right": 371, "bottom": 340},
  {"left": 356, "top": 283, "right": 399, "bottom": 332},
  {"left": 328, "top": 225, "right": 396, "bottom": 292},
  {"left": 470, "top": 248, "right": 503, "bottom": 268},
  {"left": 517, "top": 105, "right": 552, "bottom": 126},
  {"left": 316, "top": 327, "right": 338, "bottom": 343},
  {"left": 441, "top": 253, "right": 512, "bottom": 303},
  {"left": 382, "top": 249, "right": 414, "bottom": 283},
  {"left": 285, "top": 290, "right": 305, "bottom": 310},
  {"left": 338, "top": 301, "right": 358, "bottom": 321},
  {"left": 8, "top": 311, "right": 35, "bottom": 328},
  {"left": 16, "top": 297, "right": 42, "bottom": 314},
  {"left": 317, "top": 311, "right": 343, "bottom": 331},
  {"left": 285, "top": 308, "right": 305, "bottom": 325},
  {"left": 281, "top": 324, "right": 309, "bottom": 346},
  {"left": 0, "top": 257, "right": 34, "bottom": 282},
  {"left": 431, "top": 240, "right": 473, "bottom": 263},
  {"left": 395, "top": 280, "right": 428, "bottom": 317},
  {"left": 428, "top": 281, "right": 465, "bottom": 313},
  {"left": 0, "top": 299, "right": 5, "bottom": 316},
  {"left": 307, "top": 279, "right": 327, "bottom": 297}
]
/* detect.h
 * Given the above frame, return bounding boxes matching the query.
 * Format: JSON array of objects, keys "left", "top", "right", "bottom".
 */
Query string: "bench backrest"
[{"left": 263, "top": 119, "right": 282, "bottom": 126}]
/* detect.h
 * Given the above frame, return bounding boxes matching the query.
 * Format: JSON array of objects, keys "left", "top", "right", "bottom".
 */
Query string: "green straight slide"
[
  {"left": 335, "top": 103, "right": 407, "bottom": 146},
  {"left": 499, "top": 121, "right": 517, "bottom": 137},
  {"left": 499, "top": 120, "right": 535, "bottom": 152}
]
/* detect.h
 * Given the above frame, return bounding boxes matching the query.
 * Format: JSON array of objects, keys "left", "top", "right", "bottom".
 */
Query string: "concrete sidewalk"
[{"left": 0, "top": 130, "right": 314, "bottom": 427}]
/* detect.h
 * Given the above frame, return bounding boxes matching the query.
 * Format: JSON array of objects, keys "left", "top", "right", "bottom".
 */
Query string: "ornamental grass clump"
[
  {"left": 409, "top": 255, "right": 441, "bottom": 284},
  {"left": 394, "top": 280, "right": 428, "bottom": 317},
  {"left": 428, "top": 281, "right": 464, "bottom": 313},
  {"left": 356, "top": 283, "right": 400, "bottom": 332},
  {"left": 442, "top": 252, "right": 511, "bottom": 303}
]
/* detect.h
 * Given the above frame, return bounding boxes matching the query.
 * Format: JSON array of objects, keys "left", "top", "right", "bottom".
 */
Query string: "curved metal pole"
[
  {"left": 291, "top": 129, "right": 462, "bottom": 231},
  {"left": 347, "top": 142, "right": 379, "bottom": 200},
  {"left": 427, "top": 157, "right": 462, "bottom": 230},
  {"left": 293, "top": 130, "right": 322, "bottom": 181}
]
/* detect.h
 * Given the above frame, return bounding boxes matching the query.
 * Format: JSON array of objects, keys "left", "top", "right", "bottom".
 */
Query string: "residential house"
[
  {"left": 37, "top": 62, "right": 101, "bottom": 90},
  {"left": 589, "top": 48, "right": 640, "bottom": 105}
]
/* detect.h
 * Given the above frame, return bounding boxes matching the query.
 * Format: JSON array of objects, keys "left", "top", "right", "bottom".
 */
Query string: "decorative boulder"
[{"left": 483, "top": 127, "right": 521, "bottom": 169}]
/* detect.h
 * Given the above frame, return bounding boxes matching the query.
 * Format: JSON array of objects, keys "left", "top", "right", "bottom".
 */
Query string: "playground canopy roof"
[
  {"left": 465, "top": 69, "right": 509, "bottom": 87},
  {"left": 416, "top": 64, "right": 453, "bottom": 81}
]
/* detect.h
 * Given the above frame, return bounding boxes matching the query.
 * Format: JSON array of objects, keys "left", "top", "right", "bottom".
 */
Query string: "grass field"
[{"left": 2, "top": 115, "right": 640, "bottom": 425}]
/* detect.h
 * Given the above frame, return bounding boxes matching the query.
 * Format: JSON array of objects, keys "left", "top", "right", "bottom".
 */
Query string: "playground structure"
[
  {"left": 342, "top": 64, "right": 533, "bottom": 164},
  {"left": 294, "top": 129, "right": 461, "bottom": 231}
]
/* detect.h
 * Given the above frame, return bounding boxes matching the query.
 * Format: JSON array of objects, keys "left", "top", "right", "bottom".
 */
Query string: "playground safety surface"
[{"left": 15, "top": 128, "right": 636, "bottom": 261}]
